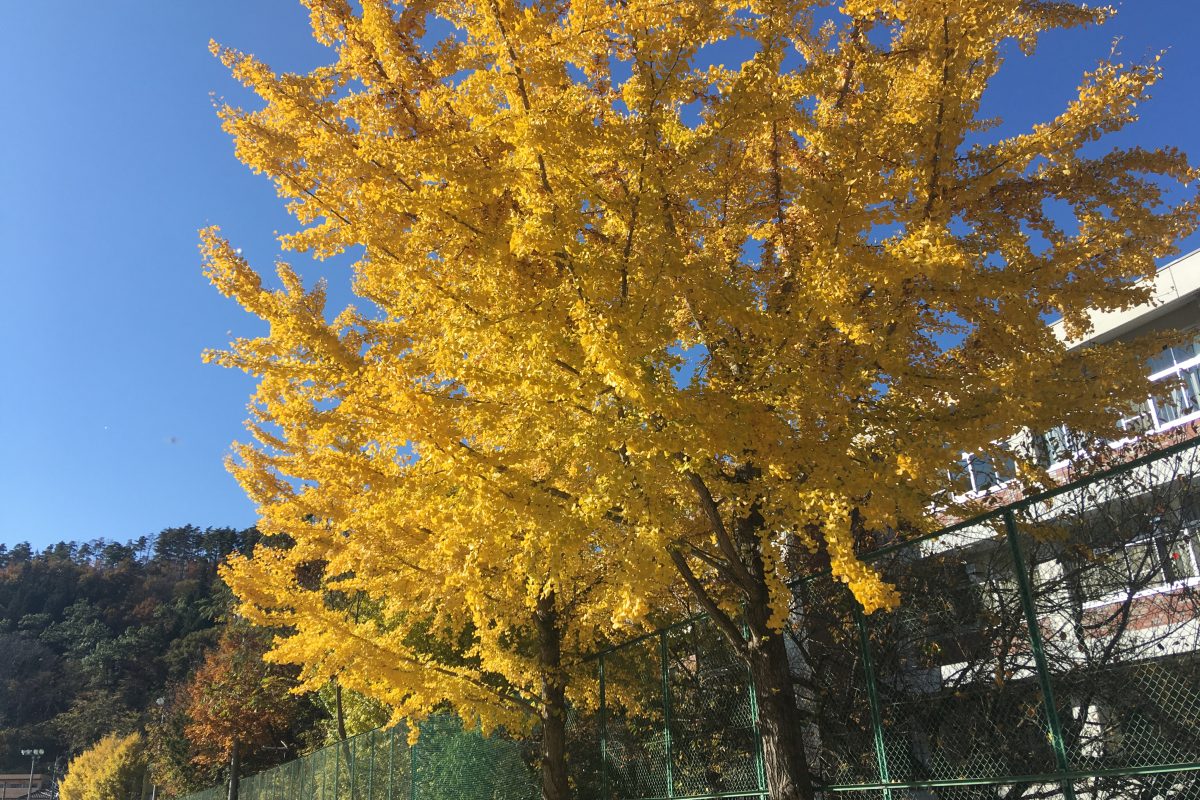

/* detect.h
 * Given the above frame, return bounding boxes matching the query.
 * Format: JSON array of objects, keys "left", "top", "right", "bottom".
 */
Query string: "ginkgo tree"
[{"left": 203, "top": 0, "right": 1198, "bottom": 798}]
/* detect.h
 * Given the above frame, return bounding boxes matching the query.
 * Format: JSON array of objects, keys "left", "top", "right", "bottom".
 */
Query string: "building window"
[
  {"left": 948, "top": 453, "right": 1016, "bottom": 496},
  {"left": 1143, "top": 334, "right": 1200, "bottom": 431},
  {"left": 1147, "top": 339, "right": 1198, "bottom": 376},
  {"left": 1042, "top": 423, "right": 1083, "bottom": 465},
  {"left": 1077, "top": 495, "right": 1200, "bottom": 603},
  {"left": 1116, "top": 401, "right": 1156, "bottom": 436},
  {"left": 1036, "top": 332, "right": 1200, "bottom": 467},
  {"left": 1150, "top": 364, "right": 1200, "bottom": 426}
]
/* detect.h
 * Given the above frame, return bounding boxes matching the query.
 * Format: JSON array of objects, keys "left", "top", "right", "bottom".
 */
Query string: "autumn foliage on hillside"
[
  {"left": 0, "top": 528, "right": 325, "bottom": 795},
  {"left": 0, "top": 527, "right": 257, "bottom": 771}
]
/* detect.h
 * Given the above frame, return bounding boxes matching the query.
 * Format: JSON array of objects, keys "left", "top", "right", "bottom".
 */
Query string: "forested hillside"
[{"left": 0, "top": 526, "right": 274, "bottom": 784}]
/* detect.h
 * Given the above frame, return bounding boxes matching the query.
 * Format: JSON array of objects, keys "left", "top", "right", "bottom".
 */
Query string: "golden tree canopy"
[
  {"left": 59, "top": 732, "right": 146, "bottom": 800},
  {"left": 205, "top": 0, "right": 1198, "bottom": 729}
]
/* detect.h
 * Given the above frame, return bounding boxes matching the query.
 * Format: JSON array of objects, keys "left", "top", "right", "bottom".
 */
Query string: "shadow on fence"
[{"left": 182, "top": 438, "right": 1200, "bottom": 800}]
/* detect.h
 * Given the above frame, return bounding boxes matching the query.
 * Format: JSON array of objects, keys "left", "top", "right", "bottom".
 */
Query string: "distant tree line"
[{"left": 0, "top": 525, "right": 339, "bottom": 795}]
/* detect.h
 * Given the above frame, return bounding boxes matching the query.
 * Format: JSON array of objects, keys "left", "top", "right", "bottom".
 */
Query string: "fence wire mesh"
[{"left": 180, "top": 438, "right": 1200, "bottom": 800}]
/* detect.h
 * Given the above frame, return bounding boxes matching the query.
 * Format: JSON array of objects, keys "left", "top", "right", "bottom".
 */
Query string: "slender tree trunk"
[
  {"left": 333, "top": 679, "right": 359, "bottom": 800},
  {"left": 745, "top": 623, "right": 815, "bottom": 800},
  {"left": 332, "top": 594, "right": 361, "bottom": 798},
  {"left": 535, "top": 592, "right": 570, "bottom": 800},
  {"left": 673, "top": 473, "right": 818, "bottom": 800},
  {"left": 736, "top": 512, "right": 816, "bottom": 800},
  {"left": 334, "top": 678, "right": 349, "bottom": 741},
  {"left": 227, "top": 741, "right": 240, "bottom": 800}
]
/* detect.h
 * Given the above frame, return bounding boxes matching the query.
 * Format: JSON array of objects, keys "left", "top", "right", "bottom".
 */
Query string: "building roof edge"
[{"left": 1051, "top": 246, "right": 1200, "bottom": 348}]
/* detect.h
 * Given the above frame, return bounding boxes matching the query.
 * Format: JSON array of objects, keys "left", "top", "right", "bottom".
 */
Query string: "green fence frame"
[{"left": 181, "top": 436, "right": 1200, "bottom": 800}]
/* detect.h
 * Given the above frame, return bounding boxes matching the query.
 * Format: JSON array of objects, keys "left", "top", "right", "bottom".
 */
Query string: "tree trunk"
[
  {"left": 333, "top": 679, "right": 359, "bottom": 800},
  {"left": 739, "top": 546, "right": 816, "bottom": 800},
  {"left": 746, "top": 626, "right": 815, "bottom": 800},
  {"left": 334, "top": 678, "right": 348, "bottom": 742},
  {"left": 535, "top": 593, "right": 570, "bottom": 800},
  {"left": 672, "top": 473, "right": 818, "bottom": 800},
  {"left": 227, "top": 741, "right": 240, "bottom": 800},
  {"left": 738, "top": 520, "right": 816, "bottom": 800}
]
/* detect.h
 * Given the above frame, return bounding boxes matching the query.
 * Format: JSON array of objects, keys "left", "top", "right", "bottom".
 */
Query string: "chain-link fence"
[
  {"left": 177, "top": 717, "right": 539, "bottom": 800},
  {"left": 181, "top": 437, "right": 1200, "bottom": 800}
]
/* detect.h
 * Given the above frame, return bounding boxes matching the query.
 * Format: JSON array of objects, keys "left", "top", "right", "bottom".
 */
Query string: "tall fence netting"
[{"left": 180, "top": 440, "right": 1200, "bottom": 800}]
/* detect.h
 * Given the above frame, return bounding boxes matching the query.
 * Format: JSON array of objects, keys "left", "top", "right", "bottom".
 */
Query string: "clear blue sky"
[{"left": 2, "top": 2, "right": 1199, "bottom": 550}]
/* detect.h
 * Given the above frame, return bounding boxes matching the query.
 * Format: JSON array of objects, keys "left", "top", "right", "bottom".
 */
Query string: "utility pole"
[
  {"left": 150, "top": 697, "right": 166, "bottom": 800},
  {"left": 20, "top": 749, "right": 43, "bottom": 800}
]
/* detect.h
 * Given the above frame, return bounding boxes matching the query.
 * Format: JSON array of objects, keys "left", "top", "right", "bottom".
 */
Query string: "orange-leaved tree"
[
  {"left": 183, "top": 624, "right": 300, "bottom": 800},
  {"left": 202, "top": 1, "right": 1198, "bottom": 798}
]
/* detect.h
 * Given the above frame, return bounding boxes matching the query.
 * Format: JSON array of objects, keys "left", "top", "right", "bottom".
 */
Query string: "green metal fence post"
[
  {"left": 367, "top": 730, "right": 375, "bottom": 800},
  {"left": 334, "top": 739, "right": 341, "bottom": 800},
  {"left": 410, "top": 735, "right": 417, "bottom": 800},
  {"left": 740, "top": 622, "right": 768, "bottom": 796},
  {"left": 599, "top": 652, "right": 610, "bottom": 800},
  {"left": 387, "top": 728, "right": 395, "bottom": 800},
  {"left": 660, "top": 630, "right": 674, "bottom": 800},
  {"left": 743, "top": 657, "right": 769, "bottom": 796},
  {"left": 854, "top": 606, "right": 892, "bottom": 800},
  {"left": 1004, "top": 508, "right": 1077, "bottom": 800}
]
